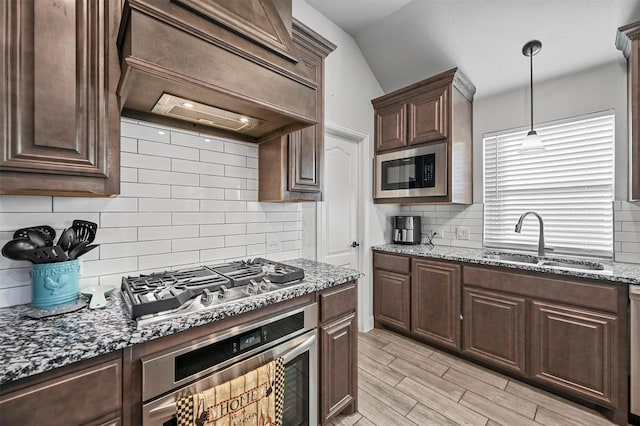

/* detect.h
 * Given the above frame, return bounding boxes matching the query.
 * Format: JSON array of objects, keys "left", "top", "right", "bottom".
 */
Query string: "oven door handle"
[
  {"left": 282, "top": 333, "right": 316, "bottom": 364},
  {"left": 148, "top": 399, "right": 177, "bottom": 417}
]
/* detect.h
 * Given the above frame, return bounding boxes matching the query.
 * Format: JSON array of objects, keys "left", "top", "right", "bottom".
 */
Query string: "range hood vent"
[
  {"left": 152, "top": 94, "right": 263, "bottom": 132},
  {"left": 117, "top": 0, "right": 318, "bottom": 142}
]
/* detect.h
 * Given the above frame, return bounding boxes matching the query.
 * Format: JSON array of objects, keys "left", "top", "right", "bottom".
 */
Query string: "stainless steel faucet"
[{"left": 514, "top": 211, "right": 546, "bottom": 257}]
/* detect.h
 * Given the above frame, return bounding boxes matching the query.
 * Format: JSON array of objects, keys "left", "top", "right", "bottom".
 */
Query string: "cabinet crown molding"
[{"left": 616, "top": 21, "right": 640, "bottom": 59}]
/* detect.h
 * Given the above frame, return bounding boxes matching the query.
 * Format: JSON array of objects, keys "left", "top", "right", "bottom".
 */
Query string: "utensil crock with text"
[{"left": 31, "top": 260, "right": 79, "bottom": 309}]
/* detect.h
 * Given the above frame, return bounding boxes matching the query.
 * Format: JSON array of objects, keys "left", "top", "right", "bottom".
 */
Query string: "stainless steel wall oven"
[{"left": 141, "top": 304, "right": 318, "bottom": 425}]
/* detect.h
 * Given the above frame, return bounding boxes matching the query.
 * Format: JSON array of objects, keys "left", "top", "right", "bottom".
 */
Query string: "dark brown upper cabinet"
[
  {"left": 0, "top": 0, "right": 121, "bottom": 196},
  {"left": 616, "top": 22, "right": 640, "bottom": 201},
  {"left": 117, "top": 0, "right": 320, "bottom": 142},
  {"left": 372, "top": 68, "right": 474, "bottom": 153},
  {"left": 258, "top": 20, "right": 335, "bottom": 202},
  {"left": 372, "top": 68, "right": 475, "bottom": 204}
]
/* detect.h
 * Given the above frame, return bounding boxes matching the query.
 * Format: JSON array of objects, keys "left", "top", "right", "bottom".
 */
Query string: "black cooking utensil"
[
  {"left": 67, "top": 241, "right": 88, "bottom": 260},
  {"left": 30, "top": 246, "right": 68, "bottom": 264},
  {"left": 70, "top": 243, "right": 98, "bottom": 260},
  {"left": 72, "top": 220, "right": 97, "bottom": 244},
  {"left": 56, "top": 228, "right": 77, "bottom": 252},
  {"left": 1, "top": 239, "right": 39, "bottom": 262},
  {"left": 13, "top": 226, "right": 56, "bottom": 245},
  {"left": 26, "top": 229, "right": 47, "bottom": 248}
]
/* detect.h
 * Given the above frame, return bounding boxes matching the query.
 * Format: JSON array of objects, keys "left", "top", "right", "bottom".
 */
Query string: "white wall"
[
  {"left": 0, "top": 119, "right": 302, "bottom": 307},
  {"left": 293, "top": 0, "right": 401, "bottom": 331}
]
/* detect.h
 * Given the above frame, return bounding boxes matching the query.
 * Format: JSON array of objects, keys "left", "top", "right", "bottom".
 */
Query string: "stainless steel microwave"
[{"left": 375, "top": 142, "right": 447, "bottom": 199}]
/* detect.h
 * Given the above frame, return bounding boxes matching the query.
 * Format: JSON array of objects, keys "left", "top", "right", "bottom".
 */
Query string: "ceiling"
[{"left": 305, "top": 0, "right": 640, "bottom": 98}]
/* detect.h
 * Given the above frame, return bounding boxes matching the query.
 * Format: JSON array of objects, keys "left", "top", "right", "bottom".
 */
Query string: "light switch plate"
[{"left": 456, "top": 226, "right": 470, "bottom": 240}]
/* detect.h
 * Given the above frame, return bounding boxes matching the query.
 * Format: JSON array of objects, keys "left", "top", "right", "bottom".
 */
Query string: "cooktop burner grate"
[{"left": 121, "top": 258, "right": 304, "bottom": 320}]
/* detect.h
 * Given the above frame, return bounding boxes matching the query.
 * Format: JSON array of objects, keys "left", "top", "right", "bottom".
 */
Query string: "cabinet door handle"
[
  {"left": 350, "top": 241, "right": 360, "bottom": 248},
  {"left": 459, "top": 314, "right": 464, "bottom": 320}
]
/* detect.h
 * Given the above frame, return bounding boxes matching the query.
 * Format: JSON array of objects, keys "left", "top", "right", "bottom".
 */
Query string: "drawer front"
[
  {"left": 463, "top": 266, "right": 618, "bottom": 313},
  {"left": 373, "top": 252, "right": 411, "bottom": 274},
  {"left": 320, "top": 283, "right": 357, "bottom": 323},
  {"left": 0, "top": 357, "right": 122, "bottom": 426}
]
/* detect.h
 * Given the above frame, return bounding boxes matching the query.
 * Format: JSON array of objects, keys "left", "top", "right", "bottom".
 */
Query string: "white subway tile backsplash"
[
  {"left": 101, "top": 212, "right": 171, "bottom": 227},
  {"left": 615, "top": 201, "right": 640, "bottom": 263},
  {"left": 121, "top": 137, "right": 138, "bottom": 153},
  {"left": 139, "top": 198, "right": 199, "bottom": 212},
  {"left": 139, "top": 169, "right": 199, "bottom": 187},
  {"left": 224, "top": 189, "right": 258, "bottom": 201},
  {"left": 247, "top": 243, "right": 266, "bottom": 256},
  {"left": 139, "top": 251, "right": 199, "bottom": 271},
  {"left": 121, "top": 182, "right": 171, "bottom": 198},
  {"left": 201, "top": 246, "right": 246, "bottom": 263},
  {"left": 53, "top": 197, "right": 138, "bottom": 212},
  {"left": 121, "top": 152, "right": 171, "bottom": 171},
  {"left": 138, "top": 225, "right": 199, "bottom": 241},
  {"left": 226, "top": 165, "right": 257, "bottom": 179},
  {"left": 101, "top": 240, "right": 171, "bottom": 259},
  {"left": 0, "top": 120, "right": 302, "bottom": 307},
  {"left": 200, "top": 175, "right": 247, "bottom": 189},
  {"left": 173, "top": 236, "right": 224, "bottom": 252},
  {"left": 226, "top": 212, "right": 267, "bottom": 223},
  {"left": 224, "top": 141, "right": 258, "bottom": 158},
  {"left": 200, "top": 200, "right": 246, "bottom": 212},
  {"left": 121, "top": 167, "right": 138, "bottom": 182},
  {"left": 139, "top": 140, "right": 199, "bottom": 161},
  {"left": 200, "top": 224, "right": 246, "bottom": 236},
  {"left": 225, "top": 233, "right": 265, "bottom": 247},
  {"left": 171, "top": 131, "right": 224, "bottom": 152},
  {"left": 247, "top": 202, "right": 283, "bottom": 212},
  {"left": 0, "top": 213, "right": 99, "bottom": 232},
  {"left": 0, "top": 196, "right": 51, "bottom": 212},
  {"left": 95, "top": 227, "right": 138, "bottom": 244},
  {"left": 266, "top": 212, "right": 299, "bottom": 222},
  {"left": 121, "top": 122, "right": 170, "bottom": 143},
  {"left": 247, "top": 157, "right": 258, "bottom": 169},
  {"left": 171, "top": 159, "right": 225, "bottom": 176},
  {"left": 172, "top": 212, "right": 225, "bottom": 225},
  {"left": 171, "top": 186, "right": 225, "bottom": 201},
  {"left": 247, "top": 180, "right": 258, "bottom": 190},
  {"left": 82, "top": 257, "right": 138, "bottom": 277},
  {"left": 247, "top": 222, "right": 283, "bottom": 234},
  {"left": 200, "top": 150, "right": 246, "bottom": 167}
]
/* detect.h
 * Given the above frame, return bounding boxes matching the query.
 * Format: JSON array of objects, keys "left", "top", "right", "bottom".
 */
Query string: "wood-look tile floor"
[{"left": 329, "top": 328, "right": 624, "bottom": 426}]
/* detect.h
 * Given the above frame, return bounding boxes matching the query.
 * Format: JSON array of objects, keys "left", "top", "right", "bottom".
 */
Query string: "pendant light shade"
[{"left": 520, "top": 40, "right": 545, "bottom": 154}]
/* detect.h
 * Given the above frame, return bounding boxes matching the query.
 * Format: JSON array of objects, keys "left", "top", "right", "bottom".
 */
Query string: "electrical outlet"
[
  {"left": 267, "top": 241, "right": 281, "bottom": 251},
  {"left": 456, "top": 226, "right": 470, "bottom": 240}
]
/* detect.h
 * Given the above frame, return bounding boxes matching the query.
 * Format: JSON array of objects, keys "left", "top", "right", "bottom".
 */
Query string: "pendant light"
[{"left": 520, "top": 40, "right": 545, "bottom": 153}]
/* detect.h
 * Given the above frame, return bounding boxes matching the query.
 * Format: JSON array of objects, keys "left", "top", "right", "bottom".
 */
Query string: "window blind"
[{"left": 483, "top": 112, "right": 614, "bottom": 258}]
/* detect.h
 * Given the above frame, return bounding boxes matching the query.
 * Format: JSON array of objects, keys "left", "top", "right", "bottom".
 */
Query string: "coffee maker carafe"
[{"left": 392, "top": 216, "right": 421, "bottom": 245}]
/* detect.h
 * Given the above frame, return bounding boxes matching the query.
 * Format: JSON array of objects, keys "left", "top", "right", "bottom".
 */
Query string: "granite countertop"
[
  {"left": 373, "top": 244, "right": 640, "bottom": 285},
  {"left": 0, "top": 259, "right": 363, "bottom": 386}
]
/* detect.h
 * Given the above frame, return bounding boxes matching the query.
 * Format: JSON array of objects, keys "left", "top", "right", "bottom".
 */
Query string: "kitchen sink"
[
  {"left": 481, "top": 251, "right": 605, "bottom": 271},
  {"left": 481, "top": 252, "right": 539, "bottom": 264},
  {"left": 538, "top": 260, "right": 605, "bottom": 271}
]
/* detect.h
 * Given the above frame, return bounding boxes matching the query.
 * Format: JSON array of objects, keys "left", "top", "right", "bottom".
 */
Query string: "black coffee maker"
[{"left": 392, "top": 216, "right": 421, "bottom": 245}]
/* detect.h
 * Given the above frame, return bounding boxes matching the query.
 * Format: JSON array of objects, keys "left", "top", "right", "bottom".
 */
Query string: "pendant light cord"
[{"left": 530, "top": 46, "right": 534, "bottom": 133}]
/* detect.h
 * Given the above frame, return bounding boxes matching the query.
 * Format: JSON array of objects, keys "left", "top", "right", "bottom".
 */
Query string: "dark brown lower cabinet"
[
  {"left": 0, "top": 352, "right": 122, "bottom": 426},
  {"left": 530, "top": 300, "right": 618, "bottom": 407},
  {"left": 411, "top": 258, "right": 461, "bottom": 350},
  {"left": 373, "top": 268, "right": 411, "bottom": 332},
  {"left": 318, "top": 283, "right": 358, "bottom": 424},
  {"left": 320, "top": 313, "right": 357, "bottom": 422},
  {"left": 462, "top": 288, "right": 527, "bottom": 375}
]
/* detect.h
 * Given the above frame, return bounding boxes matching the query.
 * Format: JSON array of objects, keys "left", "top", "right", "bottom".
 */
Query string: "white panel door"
[{"left": 322, "top": 134, "right": 360, "bottom": 269}]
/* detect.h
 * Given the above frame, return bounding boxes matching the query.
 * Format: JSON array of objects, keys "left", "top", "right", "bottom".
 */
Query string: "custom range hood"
[{"left": 117, "top": 0, "right": 318, "bottom": 142}]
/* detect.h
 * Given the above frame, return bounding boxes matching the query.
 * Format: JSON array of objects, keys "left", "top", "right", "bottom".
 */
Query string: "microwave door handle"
[{"left": 282, "top": 334, "right": 316, "bottom": 364}]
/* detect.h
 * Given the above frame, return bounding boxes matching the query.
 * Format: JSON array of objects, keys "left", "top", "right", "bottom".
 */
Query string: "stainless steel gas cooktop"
[{"left": 121, "top": 258, "right": 304, "bottom": 326}]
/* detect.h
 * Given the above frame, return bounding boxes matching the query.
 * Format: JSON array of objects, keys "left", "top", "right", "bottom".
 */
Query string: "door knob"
[{"left": 350, "top": 241, "right": 360, "bottom": 248}]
